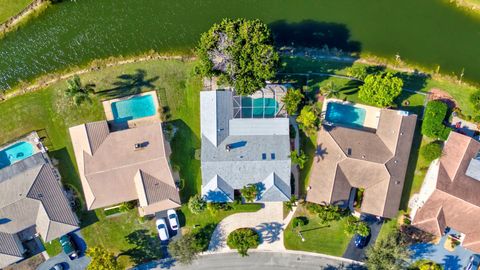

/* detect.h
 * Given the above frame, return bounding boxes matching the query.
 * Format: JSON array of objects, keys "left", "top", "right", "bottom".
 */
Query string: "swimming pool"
[
  {"left": 325, "top": 102, "right": 366, "bottom": 127},
  {"left": 111, "top": 95, "right": 156, "bottom": 123},
  {"left": 0, "top": 141, "right": 35, "bottom": 169},
  {"left": 241, "top": 97, "right": 278, "bottom": 118}
]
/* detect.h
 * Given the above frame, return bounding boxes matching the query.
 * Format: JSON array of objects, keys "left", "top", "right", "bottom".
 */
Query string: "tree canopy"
[
  {"left": 188, "top": 194, "right": 207, "bottom": 214},
  {"left": 344, "top": 216, "right": 370, "bottom": 237},
  {"left": 358, "top": 72, "right": 403, "bottom": 107},
  {"left": 65, "top": 75, "right": 95, "bottom": 106},
  {"left": 86, "top": 246, "right": 119, "bottom": 270},
  {"left": 366, "top": 230, "right": 411, "bottom": 270},
  {"left": 195, "top": 18, "right": 279, "bottom": 96},
  {"left": 420, "top": 141, "right": 443, "bottom": 163},
  {"left": 282, "top": 88, "right": 304, "bottom": 115},
  {"left": 290, "top": 150, "right": 308, "bottom": 169},
  {"left": 421, "top": 100, "right": 452, "bottom": 140},
  {"left": 227, "top": 228, "right": 260, "bottom": 256},
  {"left": 168, "top": 234, "right": 201, "bottom": 265},
  {"left": 296, "top": 105, "right": 318, "bottom": 136},
  {"left": 241, "top": 184, "right": 257, "bottom": 203}
]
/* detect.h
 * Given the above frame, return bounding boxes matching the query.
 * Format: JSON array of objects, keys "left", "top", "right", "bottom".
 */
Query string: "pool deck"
[
  {"left": 102, "top": 91, "right": 161, "bottom": 129},
  {"left": 322, "top": 99, "right": 381, "bottom": 129}
]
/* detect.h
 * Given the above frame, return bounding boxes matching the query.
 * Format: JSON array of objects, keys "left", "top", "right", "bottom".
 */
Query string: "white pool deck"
[
  {"left": 322, "top": 99, "right": 381, "bottom": 129},
  {"left": 102, "top": 91, "right": 161, "bottom": 128}
]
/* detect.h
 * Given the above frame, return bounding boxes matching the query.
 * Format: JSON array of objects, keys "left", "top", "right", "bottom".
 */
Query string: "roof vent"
[
  {"left": 395, "top": 181, "right": 401, "bottom": 185},
  {"left": 262, "top": 153, "right": 267, "bottom": 160},
  {"left": 38, "top": 193, "right": 43, "bottom": 198},
  {"left": 362, "top": 155, "right": 366, "bottom": 159},
  {"left": 134, "top": 141, "right": 149, "bottom": 150},
  {"left": 394, "top": 160, "right": 398, "bottom": 164},
  {"left": 271, "top": 153, "right": 276, "bottom": 160},
  {"left": 347, "top": 148, "right": 352, "bottom": 156}
]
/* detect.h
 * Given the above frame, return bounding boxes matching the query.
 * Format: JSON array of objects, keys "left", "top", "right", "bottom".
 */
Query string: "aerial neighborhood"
[{"left": 0, "top": 2, "right": 480, "bottom": 270}]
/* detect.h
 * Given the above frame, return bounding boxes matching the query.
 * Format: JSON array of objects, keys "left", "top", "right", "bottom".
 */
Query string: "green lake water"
[{"left": 0, "top": 0, "right": 479, "bottom": 90}]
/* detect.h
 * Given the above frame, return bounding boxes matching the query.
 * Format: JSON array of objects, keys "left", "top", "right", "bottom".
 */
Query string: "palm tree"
[
  {"left": 320, "top": 81, "right": 341, "bottom": 98},
  {"left": 65, "top": 75, "right": 94, "bottom": 105}
]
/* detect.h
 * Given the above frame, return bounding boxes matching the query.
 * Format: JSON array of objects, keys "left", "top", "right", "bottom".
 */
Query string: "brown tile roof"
[
  {"left": 69, "top": 121, "right": 179, "bottom": 214},
  {"left": 306, "top": 109, "right": 417, "bottom": 218},
  {"left": 413, "top": 132, "right": 480, "bottom": 253}
]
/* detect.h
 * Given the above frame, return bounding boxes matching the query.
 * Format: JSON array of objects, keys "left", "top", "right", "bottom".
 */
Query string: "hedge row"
[{"left": 421, "top": 101, "right": 452, "bottom": 141}]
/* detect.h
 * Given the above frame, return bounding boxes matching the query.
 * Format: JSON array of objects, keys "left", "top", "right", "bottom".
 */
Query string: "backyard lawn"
[
  {"left": 284, "top": 205, "right": 353, "bottom": 256},
  {"left": 0, "top": 0, "right": 33, "bottom": 23}
]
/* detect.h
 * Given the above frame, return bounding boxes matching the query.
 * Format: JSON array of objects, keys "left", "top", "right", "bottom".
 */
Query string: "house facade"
[
  {"left": 69, "top": 121, "right": 180, "bottom": 216},
  {"left": 200, "top": 87, "right": 292, "bottom": 202},
  {"left": 412, "top": 132, "right": 480, "bottom": 253}
]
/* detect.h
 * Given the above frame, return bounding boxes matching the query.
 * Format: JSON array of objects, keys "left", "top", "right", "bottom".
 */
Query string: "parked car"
[
  {"left": 167, "top": 209, "right": 179, "bottom": 231},
  {"left": 59, "top": 234, "right": 78, "bottom": 260},
  {"left": 466, "top": 254, "right": 480, "bottom": 270},
  {"left": 156, "top": 218, "right": 169, "bottom": 241},
  {"left": 354, "top": 233, "right": 370, "bottom": 248},
  {"left": 49, "top": 263, "right": 64, "bottom": 270}
]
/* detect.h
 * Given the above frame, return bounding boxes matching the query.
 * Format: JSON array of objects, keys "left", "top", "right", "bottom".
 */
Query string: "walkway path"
[{"left": 207, "top": 202, "right": 296, "bottom": 252}]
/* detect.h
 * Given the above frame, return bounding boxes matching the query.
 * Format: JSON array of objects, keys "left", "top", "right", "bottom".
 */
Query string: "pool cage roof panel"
[{"left": 232, "top": 84, "right": 288, "bottom": 119}]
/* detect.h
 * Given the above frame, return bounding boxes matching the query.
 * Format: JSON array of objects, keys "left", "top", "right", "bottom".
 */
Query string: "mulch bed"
[{"left": 428, "top": 88, "right": 458, "bottom": 110}]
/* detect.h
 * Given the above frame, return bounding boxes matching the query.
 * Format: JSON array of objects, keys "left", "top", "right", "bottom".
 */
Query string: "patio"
[{"left": 410, "top": 228, "right": 475, "bottom": 270}]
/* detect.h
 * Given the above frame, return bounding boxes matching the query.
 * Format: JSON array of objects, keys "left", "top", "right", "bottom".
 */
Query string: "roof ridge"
[
  {"left": 436, "top": 189, "right": 480, "bottom": 211},
  {"left": 85, "top": 156, "right": 168, "bottom": 177}
]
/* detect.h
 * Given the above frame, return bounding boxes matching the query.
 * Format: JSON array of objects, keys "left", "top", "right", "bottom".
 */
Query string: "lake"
[{"left": 0, "top": 0, "right": 479, "bottom": 90}]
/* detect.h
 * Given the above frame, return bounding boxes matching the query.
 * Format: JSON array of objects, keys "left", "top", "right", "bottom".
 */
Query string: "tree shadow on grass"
[
  {"left": 269, "top": 20, "right": 362, "bottom": 53},
  {"left": 120, "top": 229, "right": 163, "bottom": 265},
  {"left": 98, "top": 69, "right": 159, "bottom": 99},
  {"left": 167, "top": 119, "right": 201, "bottom": 201}
]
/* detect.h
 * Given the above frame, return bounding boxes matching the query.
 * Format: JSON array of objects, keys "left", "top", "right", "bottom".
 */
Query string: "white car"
[
  {"left": 156, "top": 218, "right": 169, "bottom": 241},
  {"left": 167, "top": 209, "right": 179, "bottom": 231}
]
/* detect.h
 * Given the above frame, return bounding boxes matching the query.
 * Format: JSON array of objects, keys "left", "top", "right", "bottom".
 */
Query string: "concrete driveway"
[
  {"left": 208, "top": 202, "right": 291, "bottom": 252},
  {"left": 134, "top": 251, "right": 365, "bottom": 270},
  {"left": 342, "top": 215, "right": 383, "bottom": 261},
  {"left": 37, "top": 231, "right": 90, "bottom": 270}
]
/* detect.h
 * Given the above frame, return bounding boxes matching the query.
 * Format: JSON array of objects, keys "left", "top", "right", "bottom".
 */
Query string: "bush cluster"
[
  {"left": 420, "top": 141, "right": 443, "bottom": 163},
  {"left": 421, "top": 101, "right": 452, "bottom": 140},
  {"left": 227, "top": 228, "right": 260, "bottom": 256}
]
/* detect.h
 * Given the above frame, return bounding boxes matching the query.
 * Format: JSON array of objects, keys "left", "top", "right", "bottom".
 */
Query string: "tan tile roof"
[
  {"left": 69, "top": 121, "right": 179, "bottom": 213},
  {"left": 306, "top": 109, "right": 417, "bottom": 218},
  {"left": 413, "top": 132, "right": 480, "bottom": 253}
]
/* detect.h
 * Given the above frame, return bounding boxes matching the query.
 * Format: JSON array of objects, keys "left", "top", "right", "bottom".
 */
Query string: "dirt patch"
[{"left": 428, "top": 88, "right": 458, "bottom": 109}]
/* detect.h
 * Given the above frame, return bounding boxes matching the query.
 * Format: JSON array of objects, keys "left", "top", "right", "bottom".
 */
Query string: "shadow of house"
[
  {"left": 204, "top": 190, "right": 231, "bottom": 202},
  {"left": 121, "top": 229, "right": 163, "bottom": 265},
  {"left": 269, "top": 20, "right": 361, "bottom": 53},
  {"left": 99, "top": 69, "right": 159, "bottom": 99}
]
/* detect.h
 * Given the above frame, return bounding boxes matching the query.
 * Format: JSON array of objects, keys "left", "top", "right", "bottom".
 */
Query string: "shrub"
[
  {"left": 292, "top": 216, "right": 308, "bottom": 228},
  {"left": 421, "top": 101, "right": 452, "bottom": 140},
  {"left": 227, "top": 228, "right": 260, "bottom": 256},
  {"left": 290, "top": 150, "right": 308, "bottom": 169},
  {"left": 168, "top": 234, "right": 201, "bottom": 265},
  {"left": 346, "top": 65, "right": 369, "bottom": 80},
  {"left": 358, "top": 72, "right": 403, "bottom": 107},
  {"left": 282, "top": 89, "right": 304, "bottom": 115},
  {"left": 188, "top": 195, "right": 207, "bottom": 214},
  {"left": 411, "top": 260, "right": 442, "bottom": 270},
  {"left": 240, "top": 184, "right": 258, "bottom": 203},
  {"left": 470, "top": 89, "right": 480, "bottom": 111},
  {"left": 420, "top": 141, "right": 443, "bottom": 163},
  {"left": 344, "top": 216, "right": 370, "bottom": 236}
]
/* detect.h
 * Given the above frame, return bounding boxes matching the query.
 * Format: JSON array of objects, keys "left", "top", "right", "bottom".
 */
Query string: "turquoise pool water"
[
  {"left": 0, "top": 141, "right": 35, "bottom": 169},
  {"left": 325, "top": 102, "right": 366, "bottom": 127},
  {"left": 241, "top": 97, "right": 278, "bottom": 118},
  {"left": 111, "top": 95, "right": 156, "bottom": 123}
]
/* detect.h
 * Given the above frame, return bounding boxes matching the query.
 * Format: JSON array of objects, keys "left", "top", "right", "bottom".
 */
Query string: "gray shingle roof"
[
  {"left": 0, "top": 153, "right": 79, "bottom": 245},
  {"left": 200, "top": 90, "right": 291, "bottom": 202},
  {"left": 0, "top": 232, "right": 23, "bottom": 257},
  {"left": 202, "top": 175, "right": 234, "bottom": 202}
]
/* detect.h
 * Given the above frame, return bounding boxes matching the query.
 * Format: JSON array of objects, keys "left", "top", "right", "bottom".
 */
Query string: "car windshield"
[
  {"left": 158, "top": 224, "right": 166, "bottom": 229},
  {"left": 169, "top": 214, "right": 176, "bottom": 219}
]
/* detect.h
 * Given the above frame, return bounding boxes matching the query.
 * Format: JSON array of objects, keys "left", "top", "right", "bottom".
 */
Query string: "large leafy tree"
[
  {"left": 366, "top": 230, "right": 411, "bottom": 270},
  {"left": 195, "top": 18, "right": 279, "bottom": 95},
  {"left": 421, "top": 100, "right": 452, "bottom": 140},
  {"left": 86, "top": 246, "right": 119, "bottom": 270},
  {"left": 282, "top": 88, "right": 304, "bottom": 115},
  {"left": 65, "top": 75, "right": 94, "bottom": 105},
  {"left": 227, "top": 228, "right": 260, "bottom": 256},
  {"left": 168, "top": 234, "right": 201, "bottom": 265},
  {"left": 358, "top": 72, "right": 403, "bottom": 107}
]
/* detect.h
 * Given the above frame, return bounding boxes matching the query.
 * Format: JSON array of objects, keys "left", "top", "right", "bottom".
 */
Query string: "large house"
[
  {"left": 200, "top": 88, "right": 292, "bottom": 202},
  {"left": 306, "top": 103, "right": 417, "bottom": 218},
  {"left": 69, "top": 121, "right": 180, "bottom": 216},
  {"left": 0, "top": 153, "right": 78, "bottom": 268},
  {"left": 412, "top": 132, "right": 480, "bottom": 253}
]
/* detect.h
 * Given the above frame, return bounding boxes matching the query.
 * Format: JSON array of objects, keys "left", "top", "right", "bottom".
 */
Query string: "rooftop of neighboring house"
[
  {"left": 69, "top": 121, "right": 180, "bottom": 216},
  {"left": 306, "top": 107, "right": 417, "bottom": 218},
  {"left": 413, "top": 132, "right": 480, "bottom": 253},
  {"left": 200, "top": 88, "right": 291, "bottom": 202},
  {"left": 0, "top": 153, "right": 79, "bottom": 268}
]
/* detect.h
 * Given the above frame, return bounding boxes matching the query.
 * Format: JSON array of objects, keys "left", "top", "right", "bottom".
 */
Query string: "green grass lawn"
[
  {"left": 284, "top": 205, "right": 352, "bottom": 256},
  {"left": 0, "top": 0, "right": 33, "bottom": 24}
]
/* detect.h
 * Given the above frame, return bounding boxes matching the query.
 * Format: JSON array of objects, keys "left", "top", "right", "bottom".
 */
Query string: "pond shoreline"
[{"left": 0, "top": 0, "right": 50, "bottom": 37}]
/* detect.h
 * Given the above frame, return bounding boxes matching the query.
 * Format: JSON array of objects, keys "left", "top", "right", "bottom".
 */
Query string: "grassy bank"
[{"left": 0, "top": 0, "right": 33, "bottom": 24}]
